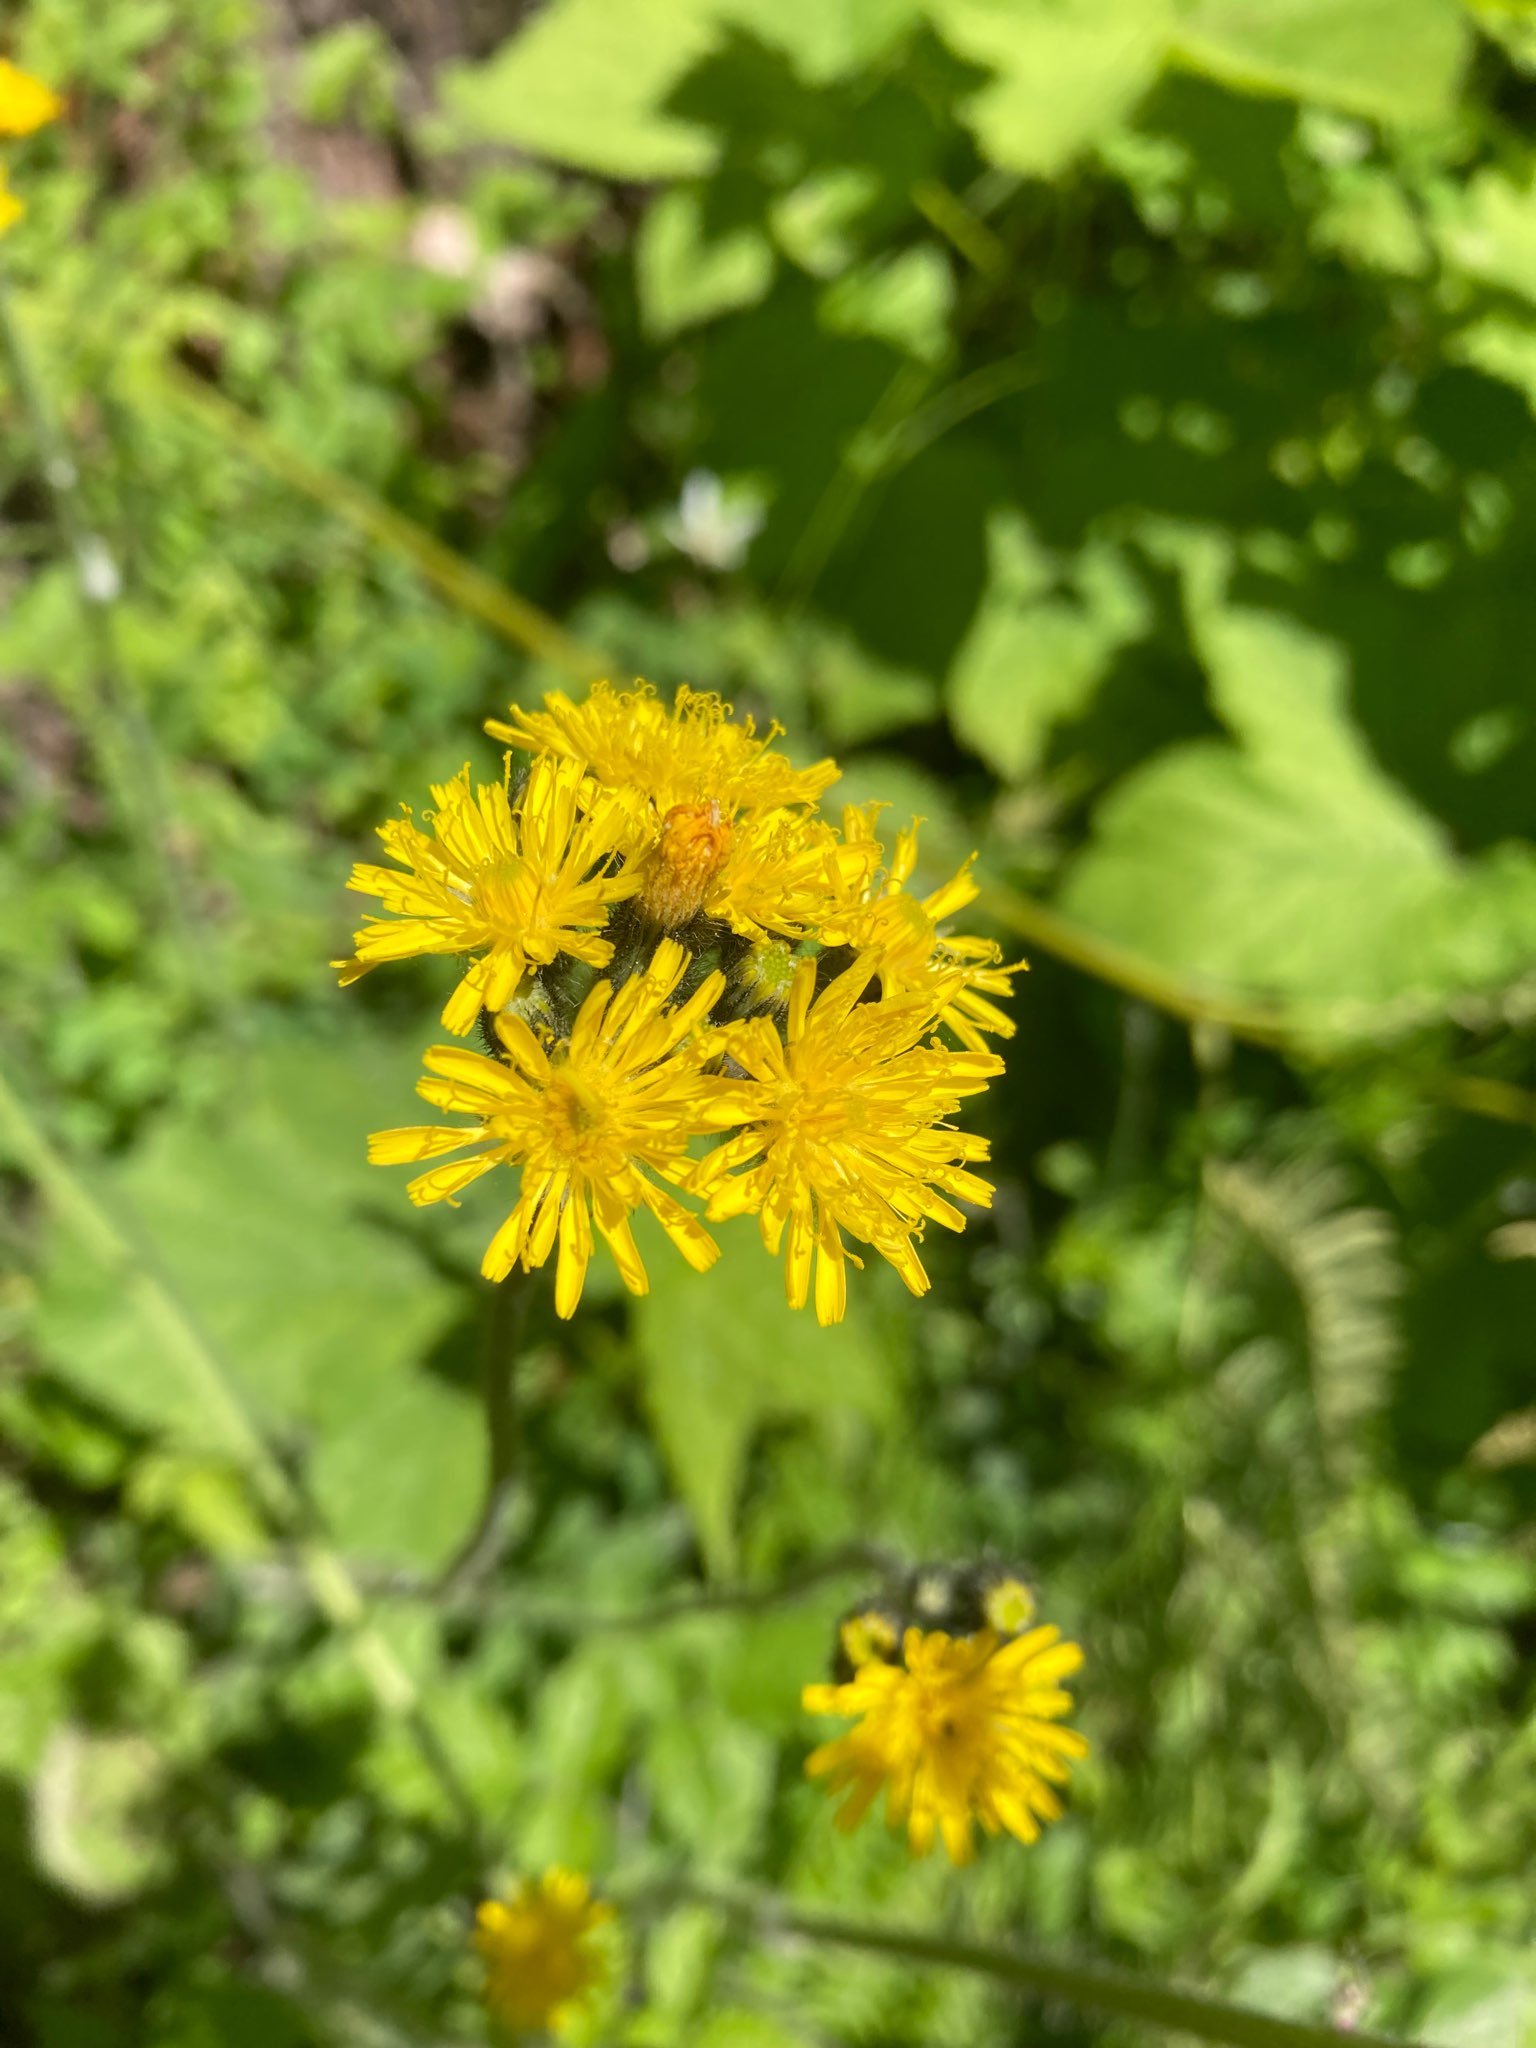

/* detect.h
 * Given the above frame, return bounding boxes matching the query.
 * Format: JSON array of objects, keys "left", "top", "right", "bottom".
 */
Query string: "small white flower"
[
  {"left": 661, "top": 469, "right": 765, "bottom": 572},
  {"left": 76, "top": 535, "right": 121, "bottom": 606}
]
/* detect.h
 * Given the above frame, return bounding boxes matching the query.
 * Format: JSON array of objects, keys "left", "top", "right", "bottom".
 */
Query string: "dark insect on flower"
[
  {"left": 806, "top": 1559, "right": 1086, "bottom": 1862},
  {"left": 828, "top": 1559, "right": 1040, "bottom": 1680}
]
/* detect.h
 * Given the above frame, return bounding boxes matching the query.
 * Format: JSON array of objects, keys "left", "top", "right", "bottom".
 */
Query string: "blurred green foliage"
[{"left": 6, "top": 0, "right": 1536, "bottom": 2041}]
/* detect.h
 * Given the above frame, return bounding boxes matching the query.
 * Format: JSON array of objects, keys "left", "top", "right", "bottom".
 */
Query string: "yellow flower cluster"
[
  {"left": 342, "top": 682, "right": 1022, "bottom": 1321},
  {"left": 0, "top": 59, "right": 62, "bottom": 235},
  {"left": 475, "top": 1868, "right": 612, "bottom": 2035},
  {"left": 804, "top": 1615, "right": 1089, "bottom": 1866}
]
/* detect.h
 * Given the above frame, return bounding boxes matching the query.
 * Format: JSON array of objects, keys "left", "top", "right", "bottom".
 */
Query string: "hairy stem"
[
  {"left": 653, "top": 1883, "right": 1408, "bottom": 2048},
  {"left": 437, "top": 1272, "right": 532, "bottom": 1600}
]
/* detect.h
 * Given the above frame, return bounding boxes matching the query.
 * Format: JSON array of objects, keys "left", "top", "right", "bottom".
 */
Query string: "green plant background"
[{"left": 6, "top": 0, "right": 1536, "bottom": 2041}]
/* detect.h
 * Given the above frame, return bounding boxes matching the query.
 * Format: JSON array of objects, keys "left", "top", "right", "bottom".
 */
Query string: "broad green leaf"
[
  {"left": 633, "top": 1218, "right": 896, "bottom": 1573},
  {"left": 638, "top": 187, "right": 775, "bottom": 339},
  {"left": 1226, "top": 1945, "right": 1340, "bottom": 2022},
  {"left": 1450, "top": 313, "right": 1536, "bottom": 412},
  {"left": 1061, "top": 574, "right": 1536, "bottom": 1019},
  {"left": 800, "top": 627, "right": 938, "bottom": 746},
  {"left": 933, "top": 0, "right": 1170, "bottom": 178},
  {"left": 1311, "top": 168, "right": 1432, "bottom": 278},
  {"left": 1416, "top": 1964, "right": 1536, "bottom": 2048},
  {"left": 820, "top": 246, "right": 955, "bottom": 363},
  {"left": 1171, "top": 0, "right": 1468, "bottom": 128},
  {"left": 441, "top": 0, "right": 719, "bottom": 179},
  {"left": 32, "top": 1031, "right": 476, "bottom": 1569},
  {"left": 1438, "top": 168, "right": 1536, "bottom": 304},
  {"left": 143, "top": 1977, "right": 313, "bottom": 2048},
  {"left": 772, "top": 169, "right": 884, "bottom": 279},
  {"left": 947, "top": 514, "right": 1150, "bottom": 780},
  {"left": 714, "top": 0, "right": 924, "bottom": 83}
]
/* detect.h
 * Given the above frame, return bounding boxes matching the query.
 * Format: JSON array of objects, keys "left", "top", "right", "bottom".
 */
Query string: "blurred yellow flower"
[
  {"left": 694, "top": 957, "right": 1003, "bottom": 1323},
  {"left": 0, "top": 59, "right": 62, "bottom": 137},
  {"left": 0, "top": 59, "right": 61, "bottom": 236},
  {"left": 335, "top": 754, "right": 642, "bottom": 1035},
  {"left": 475, "top": 1868, "right": 612, "bottom": 2035},
  {"left": 804, "top": 1624, "right": 1089, "bottom": 1864},
  {"left": 488, "top": 680, "right": 837, "bottom": 817},
  {"left": 369, "top": 940, "right": 734, "bottom": 1316},
  {"left": 826, "top": 807, "right": 1025, "bottom": 1053},
  {"left": 980, "top": 1571, "right": 1037, "bottom": 1636}
]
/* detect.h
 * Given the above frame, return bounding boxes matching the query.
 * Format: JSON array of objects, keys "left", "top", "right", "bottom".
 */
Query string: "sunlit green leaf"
[{"left": 633, "top": 1219, "right": 896, "bottom": 1573}]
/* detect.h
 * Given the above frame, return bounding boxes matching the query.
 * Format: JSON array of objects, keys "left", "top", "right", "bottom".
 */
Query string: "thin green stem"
[
  {"left": 240, "top": 1539, "right": 898, "bottom": 1633},
  {"left": 975, "top": 880, "right": 1293, "bottom": 1044},
  {"left": 910, "top": 178, "right": 1011, "bottom": 278},
  {"left": 500, "top": 1541, "right": 899, "bottom": 1635},
  {"left": 774, "top": 357, "right": 935, "bottom": 606},
  {"left": 437, "top": 1272, "right": 532, "bottom": 1601},
  {"left": 1431, "top": 1071, "right": 1536, "bottom": 1129},
  {"left": 882, "top": 350, "right": 1042, "bottom": 469},
  {"left": 652, "top": 1884, "right": 1409, "bottom": 2048},
  {"left": 148, "top": 362, "right": 610, "bottom": 685}
]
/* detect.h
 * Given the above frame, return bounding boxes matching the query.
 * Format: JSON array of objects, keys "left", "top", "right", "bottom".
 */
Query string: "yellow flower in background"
[
  {"left": 488, "top": 680, "right": 838, "bottom": 817},
  {"left": 369, "top": 940, "right": 733, "bottom": 1316},
  {"left": 804, "top": 1624, "right": 1089, "bottom": 1864},
  {"left": 826, "top": 807, "right": 1026, "bottom": 1054},
  {"left": 335, "top": 754, "right": 642, "bottom": 1035},
  {"left": 0, "top": 58, "right": 61, "bottom": 237},
  {"left": 0, "top": 59, "right": 62, "bottom": 136},
  {"left": 475, "top": 1868, "right": 613, "bottom": 2036},
  {"left": 693, "top": 957, "right": 1003, "bottom": 1324},
  {"left": 980, "top": 1572, "right": 1037, "bottom": 1636}
]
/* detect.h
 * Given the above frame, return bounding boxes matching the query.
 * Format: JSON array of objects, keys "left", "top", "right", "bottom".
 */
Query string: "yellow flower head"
[
  {"left": 0, "top": 59, "right": 61, "bottom": 236},
  {"left": 346, "top": 685, "right": 1016, "bottom": 1319},
  {"left": 804, "top": 1624, "right": 1088, "bottom": 1865},
  {"left": 825, "top": 807, "right": 1025, "bottom": 1053},
  {"left": 485, "top": 687, "right": 867, "bottom": 941},
  {"left": 488, "top": 680, "right": 838, "bottom": 818},
  {"left": 838, "top": 1605, "right": 901, "bottom": 1674},
  {"left": 630, "top": 801, "right": 875, "bottom": 942},
  {"left": 0, "top": 59, "right": 62, "bottom": 137},
  {"left": 694, "top": 957, "right": 1004, "bottom": 1324},
  {"left": 335, "top": 754, "right": 642, "bottom": 1035},
  {"left": 475, "top": 1868, "right": 613, "bottom": 2036},
  {"left": 369, "top": 940, "right": 735, "bottom": 1316}
]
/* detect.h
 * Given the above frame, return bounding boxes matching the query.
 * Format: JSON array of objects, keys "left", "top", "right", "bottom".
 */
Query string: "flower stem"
[
  {"left": 647, "top": 1883, "right": 1407, "bottom": 2048},
  {"left": 437, "top": 1271, "right": 532, "bottom": 1600}
]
